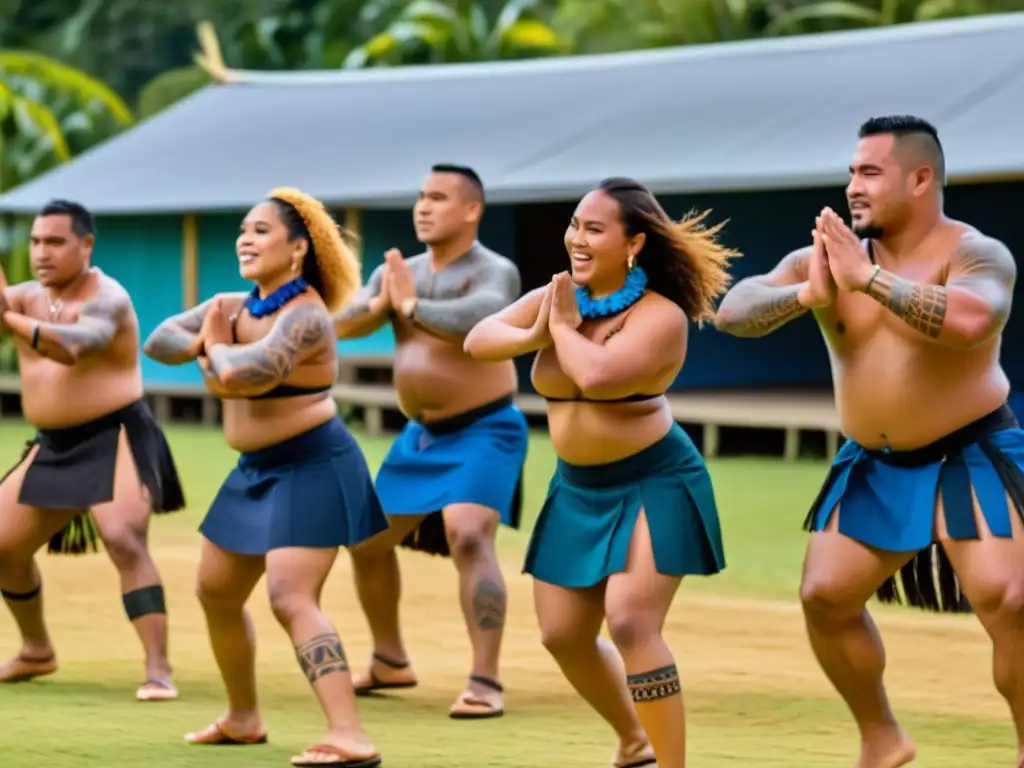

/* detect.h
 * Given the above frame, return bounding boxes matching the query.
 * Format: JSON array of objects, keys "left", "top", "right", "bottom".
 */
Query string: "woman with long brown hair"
[
  {"left": 144, "top": 187, "right": 387, "bottom": 767},
  {"left": 464, "top": 177, "right": 738, "bottom": 768}
]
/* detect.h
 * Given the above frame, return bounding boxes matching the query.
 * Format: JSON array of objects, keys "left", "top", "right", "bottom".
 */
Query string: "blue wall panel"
[{"left": 93, "top": 215, "right": 185, "bottom": 385}]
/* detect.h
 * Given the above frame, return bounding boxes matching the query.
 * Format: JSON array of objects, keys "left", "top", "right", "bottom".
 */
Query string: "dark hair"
[
  {"left": 858, "top": 115, "right": 945, "bottom": 184},
  {"left": 39, "top": 199, "right": 95, "bottom": 238},
  {"left": 596, "top": 177, "right": 739, "bottom": 324},
  {"left": 267, "top": 188, "right": 361, "bottom": 313},
  {"left": 431, "top": 163, "right": 485, "bottom": 202}
]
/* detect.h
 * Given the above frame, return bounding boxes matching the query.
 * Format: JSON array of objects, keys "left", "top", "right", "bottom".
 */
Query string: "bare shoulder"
[
  {"left": 635, "top": 292, "right": 687, "bottom": 331},
  {"left": 951, "top": 224, "right": 1015, "bottom": 279}
]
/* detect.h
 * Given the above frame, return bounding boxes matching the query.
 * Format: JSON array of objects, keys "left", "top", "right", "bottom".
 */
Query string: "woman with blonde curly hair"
[
  {"left": 465, "top": 177, "right": 739, "bottom": 768},
  {"left": 144, "top": 188, "right": 387, "bottom": 767}
]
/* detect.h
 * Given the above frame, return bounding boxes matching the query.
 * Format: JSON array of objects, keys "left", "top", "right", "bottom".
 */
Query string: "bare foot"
[
  {"left": 0, "top": 650, "right": 57, "bottom": 683},
  {"left": 291, "top": 730, "right": 379, "bottom": 766},
  {"left": 449, "top": 675, "right": 504, "bottom": 719},
  {"left": 352, "top": 652, "right": 417, "bottom": 695},
  {"left": 184, "top": 712, "right": 267, "bottom": 745},
  {"left": 856, "top": 726, "right": 916, "bottom": 768},
  {"left": 613, "top": 736, "right": 656, "bottom": 767}
]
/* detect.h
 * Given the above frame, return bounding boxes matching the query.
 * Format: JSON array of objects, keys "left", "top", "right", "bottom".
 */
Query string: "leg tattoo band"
[
  {"left": 123, "top": 585, "right": 166, "bottom": 620},
  {"left": 295, "top": 633, "right": 349, "bottom": 683},
  {"left": 627, "top": 664, "right": 682, "bottom": 702},
  {"left": 1, "top": 585, "right": 41, "bottom": 602}
]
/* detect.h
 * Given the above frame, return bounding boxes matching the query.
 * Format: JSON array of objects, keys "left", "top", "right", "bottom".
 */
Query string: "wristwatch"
[{"left": 400, "top": 297, "right": 418, "bottom": 319}]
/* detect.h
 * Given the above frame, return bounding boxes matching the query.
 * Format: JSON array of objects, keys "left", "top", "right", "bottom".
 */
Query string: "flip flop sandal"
[
  {"left": 184, "top": 721, "right": 268, "bottom": 745},
  {"left": 290, "top": 744, "right": 382, "bottom": 766},
  {"left": 353, "top": 652, "right": 417, "bottom": 696},
  {"left": 449, "top": 675, "right": 504, "bottom": 720},
  {"left": 136, "top": 677, "right": 178, "bottom": 702},
  {"left": 0, "top": 653, "right": 57, "bottom": 683}
]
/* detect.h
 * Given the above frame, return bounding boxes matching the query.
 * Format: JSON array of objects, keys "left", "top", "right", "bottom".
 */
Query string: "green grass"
[{"left": 0, "top": 421, "right": 1013, "bottom": 767}]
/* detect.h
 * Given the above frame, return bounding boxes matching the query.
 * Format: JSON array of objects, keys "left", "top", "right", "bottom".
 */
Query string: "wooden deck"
[{"left": 0, "top": 360, "right": 841, "bottom": 460}]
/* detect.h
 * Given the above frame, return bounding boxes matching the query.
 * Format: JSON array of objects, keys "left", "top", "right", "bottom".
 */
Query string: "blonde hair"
[{"left": 267, "top": 186, "right": 361, "bottom": 314}]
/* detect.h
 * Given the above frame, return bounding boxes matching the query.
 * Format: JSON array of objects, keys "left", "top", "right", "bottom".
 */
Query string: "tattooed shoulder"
[
  {"left": 80, "top": 278, "right": 131, "bottom": 325},
  {"left": 951, "top": 230, "right": 1016, "bottom": 285},
  {"left": 270, "top": 300, "right": 334, "bottom": 350}
]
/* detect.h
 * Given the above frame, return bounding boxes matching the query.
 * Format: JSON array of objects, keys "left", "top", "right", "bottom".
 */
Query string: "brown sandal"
[
  {"left": 184, "top": 720, "right": 268, "bottom": 745},
  {"left": 290, "top": 744, "right": 382, "bottom": 766}
]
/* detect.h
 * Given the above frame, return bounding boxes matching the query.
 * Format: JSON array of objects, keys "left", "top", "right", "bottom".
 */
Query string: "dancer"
[
  {"left": 715, "top": 115, "right": 1024, "bottom": 768},
  {"left": 334, "top": 164, "right": 526, "bottom": 719},
  {"left": 464, "top": 176, "right": 737, "bottom": 768},
  {"left": 144, "top": 187, "right": 386, "bottom": 767},
  {"left": 0, "top": 199, "right": 185, "bottom": 701}
]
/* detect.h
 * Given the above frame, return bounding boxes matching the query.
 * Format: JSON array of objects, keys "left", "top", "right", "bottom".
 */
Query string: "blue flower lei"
[
  {"left": 575, "top": 266, "right": 648, "bottom": 319},
  {"left": 244, "top": 277, "right": 309, "bottom": 318}
]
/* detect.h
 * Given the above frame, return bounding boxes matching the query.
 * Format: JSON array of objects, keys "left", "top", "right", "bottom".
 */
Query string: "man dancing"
[
  {"left": 0, "top": 199, "right": 185, "bottom": 701},
  {"left": 715, "top": 116, "right": 1024, "bottom": 767},
  {"left": 335, "top": 164, "right": 527, "bottom": 719}
]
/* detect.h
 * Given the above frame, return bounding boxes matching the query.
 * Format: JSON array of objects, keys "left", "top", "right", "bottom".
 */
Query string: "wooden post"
[{"left": 182, "top": 214, "right": 198, "bottom": 309}]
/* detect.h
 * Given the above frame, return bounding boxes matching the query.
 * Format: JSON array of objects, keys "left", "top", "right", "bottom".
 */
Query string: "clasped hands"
[
  {"left": 799, "top": 207, "right": 878, "bottom": 309},
  {"left": 528, "top": 272, "right": 582, "bottom": 341},
  {"left": 369, "top": 248, "right": 418, "bottom": 318}
]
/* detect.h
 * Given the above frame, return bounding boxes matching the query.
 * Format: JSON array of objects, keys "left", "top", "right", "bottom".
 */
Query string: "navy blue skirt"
[{"left": 200, "top": 418, "right": 389, "bottom": 556}]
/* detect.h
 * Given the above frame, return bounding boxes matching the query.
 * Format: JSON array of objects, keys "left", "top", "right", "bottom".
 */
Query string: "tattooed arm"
[
  {"left": 143, "top": 294, "right": 244, "bottom": 365},
  {"left": 333, "top": 265, "right": 391, "bottom": 339},
  {"left": 713, "top": 248, "right": 813, "bottom": 337},
  {"left": 412, "top": 258, "right": 522, "bottom": 338},
  {"left": 863, "top": 232, "right": 1015, "bottom": 349},
  {"left": 2, "top": 280, "right": 130, "bottom": 365},
  {"left": 204, "top": 301, "right": 333, "bottom": 395}
]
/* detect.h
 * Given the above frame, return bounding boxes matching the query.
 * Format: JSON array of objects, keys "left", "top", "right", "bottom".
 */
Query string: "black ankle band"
[
  {"left": 123, "top": 585, "right": 166, "bottom": 620},
  {"left": 626, "top": 664, "right": 681, "bottom": 702},
  {"left": 372, "top": 652, "right": 409, "bottom": 669},
  {"left": 1, "top": 585, "right": 40, "bottom": 602},
  {"left": 470, "top": 674, "right": 503, "bottom": 693}
]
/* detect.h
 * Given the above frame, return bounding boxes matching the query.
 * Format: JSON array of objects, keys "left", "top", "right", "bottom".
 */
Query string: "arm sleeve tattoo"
[
  {"left": 143, "top": 297, "right": 218, "bottom": 364},
  {"left": 863, "top": 270, "right": 947, "bottom": 338},
  {"left": 863, "top": 235, "right": 1014, "bottom": 344},
  {"left": 36, "top": 283, "right": 127, "bottom": 360},
  {"left": 205, "top": 302, "right": 332, "bottom": 389},
  {"left": 332, "top": 264, "right": 385, "bottom": 323},
  {"left": 715, "top": 282, "right": 807, "bottom": 337},
  {"left": 414, "top": 260, "right": 522, "bottom": 335}
]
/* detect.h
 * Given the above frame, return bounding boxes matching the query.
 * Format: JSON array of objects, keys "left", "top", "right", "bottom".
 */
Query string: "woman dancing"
[
  {"left": 143, "top": 187, "right": 387, "bottom": 767},
  {"left": 464, "top": 177, "right": 737, "bottom": 768}
]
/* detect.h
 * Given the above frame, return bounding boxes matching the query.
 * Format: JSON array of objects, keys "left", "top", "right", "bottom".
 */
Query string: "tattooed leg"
[
  {"left": 444, "top": 504, "right": 507, "bottom": 716},
  {"left": 266, "top": 548, "right": 375, "bottom": 753}
]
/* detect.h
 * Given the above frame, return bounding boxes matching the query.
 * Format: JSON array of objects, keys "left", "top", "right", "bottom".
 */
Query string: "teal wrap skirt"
[{"left": 523, "top": 423, "right": 726, "bottom": 588}]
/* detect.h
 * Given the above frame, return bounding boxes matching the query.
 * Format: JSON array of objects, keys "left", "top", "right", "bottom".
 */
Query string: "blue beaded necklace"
[
  {"left": 244, "top": 277, "right": 309, "bottom": 318},
  {"left": 576, "top": 266, "right": 648, "bottom": 319}
]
